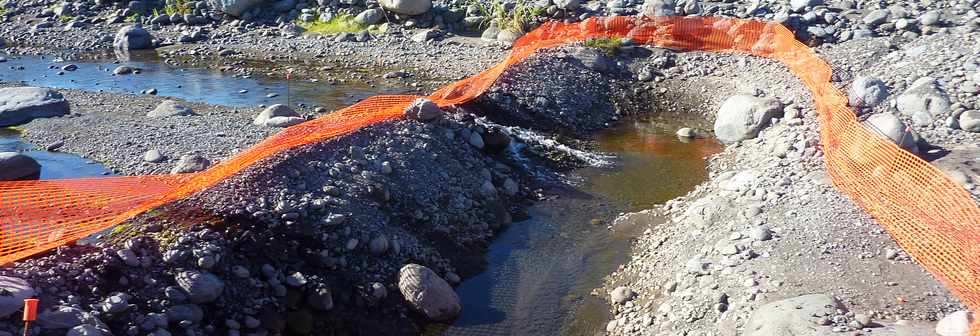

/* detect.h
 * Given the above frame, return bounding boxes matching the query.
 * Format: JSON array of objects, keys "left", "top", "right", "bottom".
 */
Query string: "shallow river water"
[{"left": 2, "top": 50, "right": 719, "bottom": 335}]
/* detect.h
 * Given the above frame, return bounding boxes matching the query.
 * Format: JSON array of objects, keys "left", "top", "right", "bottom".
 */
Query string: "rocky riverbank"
[
  {"left": 601, "top": 18, "right": 979, "bottom": 336},
  {"left": 1, "top": 0, "right": 980, "bottom": 335}
]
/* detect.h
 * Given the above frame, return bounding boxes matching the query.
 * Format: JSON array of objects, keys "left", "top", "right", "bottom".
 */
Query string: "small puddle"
[
  {"left": 0, "top": 51, "right": 405, "bottom": 108},
  {"left": 435, "top": 116, "right": 721, "bottom": 335},
  {"left": 0, "top": 128, "right": 112, "bottom": 179}
]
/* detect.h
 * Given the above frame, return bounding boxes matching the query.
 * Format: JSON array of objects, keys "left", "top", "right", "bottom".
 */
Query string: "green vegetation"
[
  {"left": 125, "top": 13, "right": 140, "bottom": 23},
  {"left": 470, "top": 0, "right": 544, "bottom": 32},
  {"left": 58, "top": 14, "right": 74, "bottom": 22},
  {"left": 296, "top": 13, "right": 368, "bottom": 34},
  {"left": 584, "top": 36, "right": 623, "bottom": 55},
  {"left": 162, "top": 0, "right": 191, "bottom": 16}
]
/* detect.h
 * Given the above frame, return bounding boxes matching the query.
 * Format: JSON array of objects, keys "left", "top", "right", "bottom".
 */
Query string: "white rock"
[
  {"left": 713, "top": 94, "right": 783, "bottom": 143},
  {"left": 936, "top": 310, "right": 973, "bottom": 336}
]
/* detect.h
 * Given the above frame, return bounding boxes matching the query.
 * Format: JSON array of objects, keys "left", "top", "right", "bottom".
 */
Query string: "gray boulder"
[
  {"left": 863, "top": 113, "right": 919, "bottom": 154},
  {"left": 170, "top": 154, "right": 211, "bottom": 174},
  {"left": 0, "top": 87, "right": 70, "bottom": 127},
  {"left": 405, "top": 98, "right": 443, "bottom": 122},
  {"left": 610, "top": 286, "right": 635, "bottom": 304},
  {"left": 496, "top": 29, "right": 524, "bottom": 46},
  {"left": 355, "top": 8, "right": 384, "bottom": 25},
  {"left": 207, "top": 0, "right": 263, "bottom": 16},
  {"left": 253, "top": 104, "right": 300, "bottom": 126},
  {"left": 713, "top": 94, "right": 782, "bottom": 143},
  {"left": 896, "top": 77, "right": 950, "bottom": 126},
  {"left": 380, "top": 0, "right": 431, "bottom": 15},
  {"left": 147, "top": 100, "right": 196, "bottom": 117},
  {"left": 848, "top": 76, "right": 888, "bottom": 109},
  {"left": 744, "top": 294, "right": 843, "bottom": 336},
  {"left": 0, "top": 152, "right": 41, "bottom": 180},
  {"left": 175, "top": 270, "right": 224, "bottom": 304},
  {"left": 0, "top": 277, "right": 34, "bottom": 318},
  {"left": 113, "top": 25, "right": 154, "bottom": 50},
  {"left": 398, "top": 264, "right": 460, "bottom": 321},
  {"left": 641, "top": 0, "right": 675, "bottom": 16},
  {"left": 958, "top": 111, "right": 979, "bottom": 133}
]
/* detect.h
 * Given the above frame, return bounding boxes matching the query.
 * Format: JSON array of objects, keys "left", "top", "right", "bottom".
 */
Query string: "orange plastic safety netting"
[{"left": 1, "top": 16, "right": 978, "bottom": 331}]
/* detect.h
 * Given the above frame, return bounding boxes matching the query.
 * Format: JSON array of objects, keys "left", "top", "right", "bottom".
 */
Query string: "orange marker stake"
[{"left": 22, "top": 299, "right": 38, "bottom": 336}]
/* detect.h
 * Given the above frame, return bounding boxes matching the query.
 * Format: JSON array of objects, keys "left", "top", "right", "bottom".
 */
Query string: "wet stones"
[
  {"left": 175, "top": 270, "right": 224, "bottom": 303},
  {"left": 147, "top": 100, "right": 196, "bottom": 118},
  {"left": 170, "top": 154, "right": 211, "bottom": 174},
  {"left": 369, "top": 235, "right": 389, "bottom": 255},
  {"left": 113, "top": 66, "right": 134, "bottom": 75},
  {"left": 397, "top": 263, "right": 460, "bottom": 321},
  {"left": 0, "top": 152, "right": 41, "bottom": 180},
  {"left": 113, "top": 25, "right": 154, "bottom": 50},
  {"left": 713, "top": 94, "right": 782, "bottom": 143},
  {"left": 0, "top": 276, "right": 34, "bottom": 318},
  {"left": 0, "top": 87, "right": 70, "bottom": 127}
]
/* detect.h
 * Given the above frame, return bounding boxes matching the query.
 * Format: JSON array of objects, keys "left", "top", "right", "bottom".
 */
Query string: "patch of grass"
[
  {"left": 125, "top": 13, "right": 140, "bottom": 23},
  {"left": 162, "top": 0, "right": 191, "bottom": 16},
  {"left": 58, "top": 14, "right": 74, "bottom": 22},
  {"left": 470, "top": 0, "right": 543, "bottom": 32},
  {"left": 584, "top": 36, "right": 623, "bottom": 55},
  {"left": 297, "top": 13, "right": 369, "bottom": 34}
]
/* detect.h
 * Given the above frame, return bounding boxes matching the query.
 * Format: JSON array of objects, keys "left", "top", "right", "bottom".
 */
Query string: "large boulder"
[
  {"left": 936, "top": 310, "right": 973, "bottom": 336},
  {"left": 113, "top": 25, "right": 154, "bottom": 50},
  {"left": 0, "top": 152, "right": 41, "bottom": 180},
  {"left": 640, "top": 0, "right": 675, "bottom": 16},
  {"left": 355, "top": 8, "right": 385, "bottom": 25},
  {"left": 848, "top": 76, "right": 888, "bottom": 109},
  {"left": 147, "top": 100, "right": 196, "bottom": 117},
  {"left": 0, "top": 87, "right": 70, "bottom": 127},
  {"left": 175, "top": 270, "right": 224, "bottom": 304},
  {"left": 208, "top": 0, "right": 264, "bottom": 16},
  {"left": 713, "top": 94, "right": 783, "bottom": 143},
  {"left": 0, "top": 276, "right": 35, "bottom": 318},
  {"left": 397, "top": 264, "right": 460, "bottom": 321},
  {"left": 380, "top": 0, "right": 431, "bottom": 16},
  {"left": 959, "top": 111, "right": 979, "bottom": 133},
  {"left": 896, "top": 77, "right": 951, "bottom": 126},
  {"left": 405, "top": 98, "right": 443, "bottom": 122},
  {"left": 744, "top": 294, "right": 843, "bottom": 336},
  {"left": 170, "top": 154, "right": 211, "bottom": 174},
  {"left": 863, "top": 113, "right": 919, "bottom": 154},
  {"left": 253, "top": 104, "right": 303, "bottom": 127}
]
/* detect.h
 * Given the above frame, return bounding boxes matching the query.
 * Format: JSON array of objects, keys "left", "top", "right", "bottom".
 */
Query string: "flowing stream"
[{"left": 2, "top": 50, "right": 719, "bottom": 335}]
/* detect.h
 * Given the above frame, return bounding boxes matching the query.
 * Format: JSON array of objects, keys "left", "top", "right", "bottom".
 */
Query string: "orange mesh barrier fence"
[{"left": 1, "top": 16, "right": 978, "bottom": 331}]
